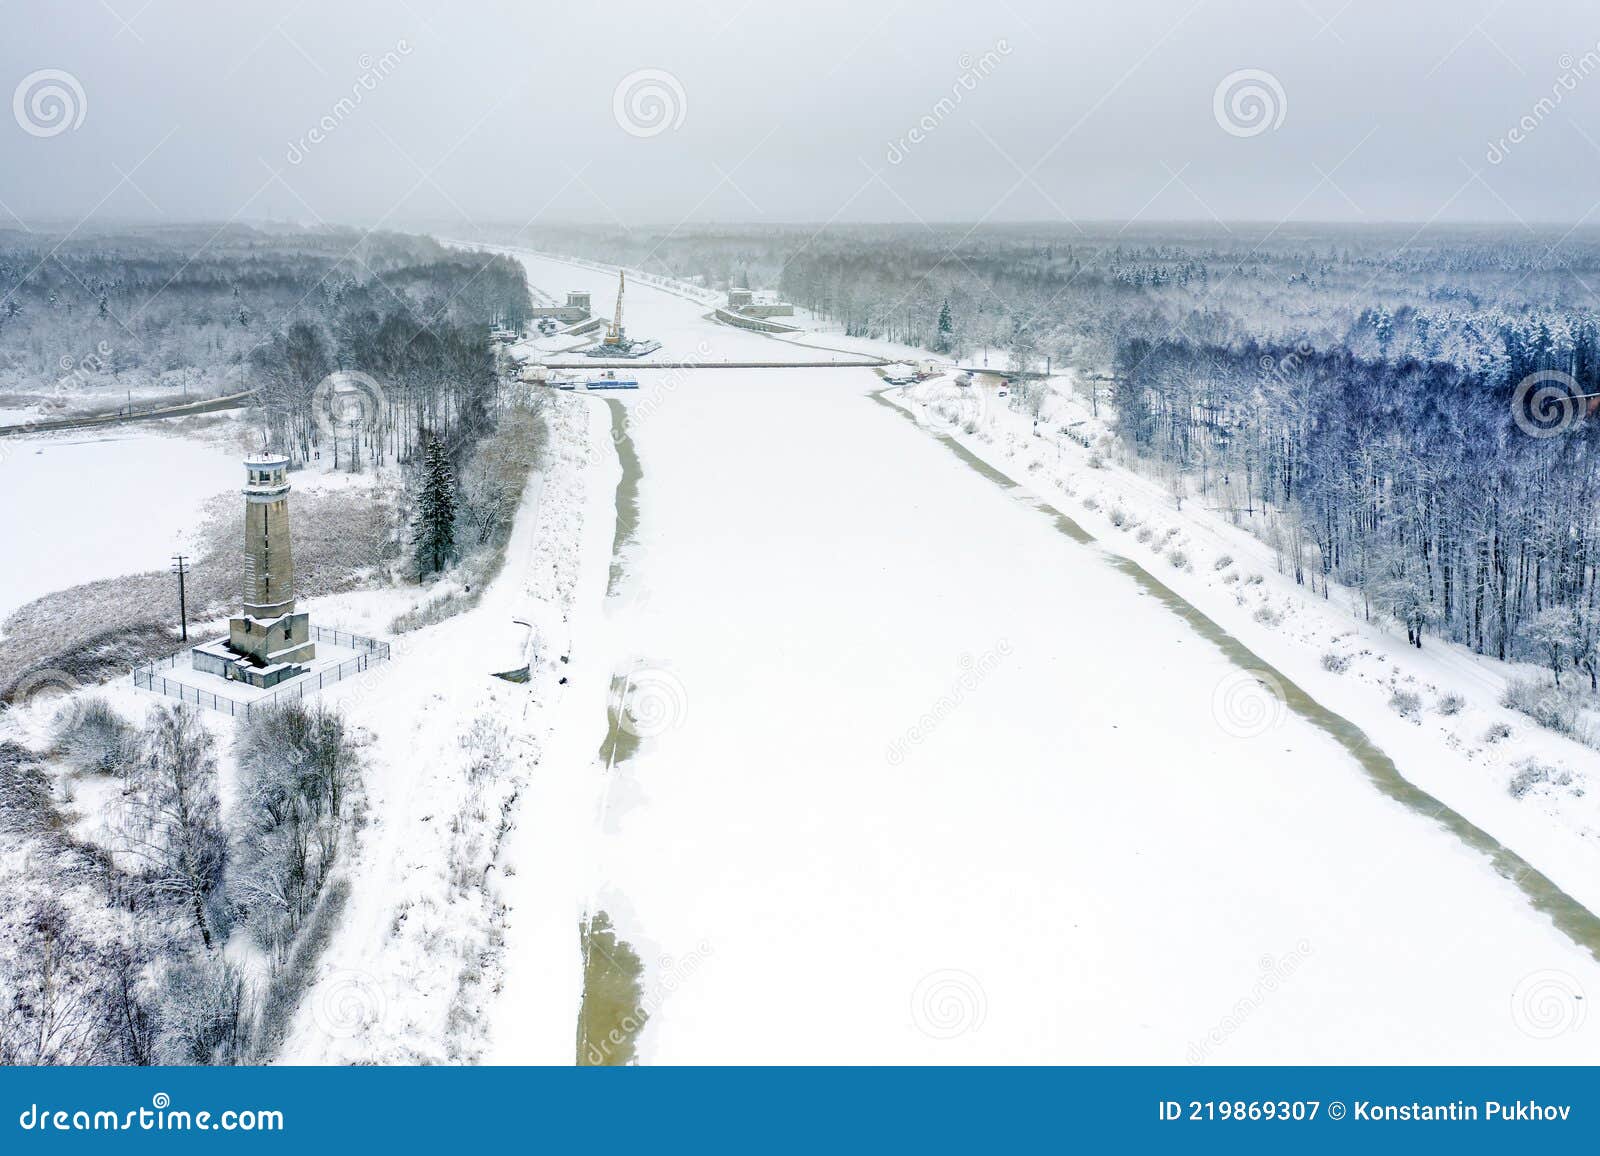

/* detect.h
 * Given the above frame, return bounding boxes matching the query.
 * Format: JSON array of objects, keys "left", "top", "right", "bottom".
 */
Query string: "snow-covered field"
[
  {"left": 468, "top": 251, "right": 1600, "bottom": 1064},
  {"left": 0, "top": 431, "right": 241, "bottom": 622}
]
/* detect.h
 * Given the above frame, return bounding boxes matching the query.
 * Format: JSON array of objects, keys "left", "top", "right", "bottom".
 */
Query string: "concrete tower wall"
[{"left": 242, "top": 493, "right": 296, "bottom": 618}]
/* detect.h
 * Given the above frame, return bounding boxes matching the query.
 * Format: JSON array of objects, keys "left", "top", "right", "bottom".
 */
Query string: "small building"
[
  {"left": 190, "top": 454, "right": 316, "bottom": 689},
  {"left": 530, "top": 290, "right": 593, "bottom": 324},
  {"left": 727, "top": 286, "right": 794, "bottom": 319}
]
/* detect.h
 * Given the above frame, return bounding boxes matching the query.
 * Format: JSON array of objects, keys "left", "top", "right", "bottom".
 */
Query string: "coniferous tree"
[{"left": 411, "top": 434, "right": 457, "bottom": 575}]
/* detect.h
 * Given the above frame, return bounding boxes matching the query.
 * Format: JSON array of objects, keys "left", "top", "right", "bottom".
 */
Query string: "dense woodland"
[
  {"left": 0, "top": 224, "right": 530, "bottom": 449},
  {"left": 0, "top": 700, "right": 358, "bottom": 1064},
  {"left": 493, "top": 221, "right": 1600, "bottom": 682}
]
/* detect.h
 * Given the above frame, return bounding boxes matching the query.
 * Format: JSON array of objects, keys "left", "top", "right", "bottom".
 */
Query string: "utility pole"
[{"left": 171, "top": 554, "right": 189, "bottom": 642}]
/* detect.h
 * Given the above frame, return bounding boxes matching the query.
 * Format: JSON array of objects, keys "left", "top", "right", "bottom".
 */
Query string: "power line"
[{"left": 171, "top": 554, "right": 189, "bottom": 643}]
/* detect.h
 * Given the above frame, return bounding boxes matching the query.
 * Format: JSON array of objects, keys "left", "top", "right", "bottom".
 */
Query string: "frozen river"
[{"left": 487, "top": 249, "right": 1600, "bottom": 1064}]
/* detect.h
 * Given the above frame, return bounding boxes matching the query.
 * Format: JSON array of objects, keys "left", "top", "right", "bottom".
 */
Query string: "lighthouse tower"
[
  {"left": 190, "top": 453, "right": 315, "bottom": 687},
  {"left": 241, "top": 453, "right": 298, "bottom": 619}
]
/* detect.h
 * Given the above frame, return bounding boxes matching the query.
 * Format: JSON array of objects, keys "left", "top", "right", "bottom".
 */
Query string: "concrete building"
[
  {"left": 190, "top": 453, "right": 316, "bottom": 689},
  {"left": 530, "top": 290, "right": 593, "bottom": 324},
  {"left": 726, "top": 286, "right": 794, "bottom": 319}
]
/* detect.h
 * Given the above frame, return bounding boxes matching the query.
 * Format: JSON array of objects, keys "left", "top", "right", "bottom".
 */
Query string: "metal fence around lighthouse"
[{"left": 132, "top": 626, "right": 392, "bottom": 720}]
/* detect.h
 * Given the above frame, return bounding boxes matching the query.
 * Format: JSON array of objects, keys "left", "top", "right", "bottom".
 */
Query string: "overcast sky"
[{"left": 3, "top": 0, "right": 1600, "bottom": 230}]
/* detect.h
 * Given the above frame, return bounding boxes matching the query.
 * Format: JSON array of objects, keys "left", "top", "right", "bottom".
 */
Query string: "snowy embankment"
[
  {"left": 279, "top": 393, "right": 616, "bottom": 1063},
  {"left": 893, "top": 373, "right": 1600, "bottom": 930}
]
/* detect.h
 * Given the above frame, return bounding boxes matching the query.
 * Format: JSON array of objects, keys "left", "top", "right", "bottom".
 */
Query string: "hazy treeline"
[
  {"left": 0, "top": 699, "right": 358, "bottom": 1065},
  {"left": 0, "top": 224, "right": 530, "bottom": 415}
]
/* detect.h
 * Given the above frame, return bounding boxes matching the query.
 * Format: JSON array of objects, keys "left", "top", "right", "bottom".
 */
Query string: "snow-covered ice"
[{"left": 0, "top": 431, "right": 241, "bottom": 621}]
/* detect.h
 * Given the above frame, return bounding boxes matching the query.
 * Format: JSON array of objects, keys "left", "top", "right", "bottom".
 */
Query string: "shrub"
[
  {"left": 1508, "top": 761, "right": 1551, "bottom": 799},
  {"left": 1388, "top": 689, "right": 1422, "bottom": 719},
  {"left": 1167, "top": 549, "right": 1190, "bottom": 570},
  {"left": 1483, "top": 722, "right": 1513, "bottom": 743},
  {"left": 1213, "top": 554, "right": 1234, "bottom": 571},
  {"left": 1435, "top": 692, "right": 1466, "bottom": 716},
  {"left": 1321, "top": 652, "right": 1351, "bottom": 673},
  {"left": 1253, "top": 605, "right": 1283, "bottom": 627},
  {"left": 1081, "top": 495, "right": 1100, "bottom": 512},
  {"left": 1135, "top": 527, "right": 1153, "bottom": 544},
  {"left": 1109, "top": 506, "right": 1127, "bottom": 528},
  {"left": 1501, "top": 676, "right": 1580, "bottom": 737},
  {"left": 53, "top": 697, "right": 134, "bottom": 776}
]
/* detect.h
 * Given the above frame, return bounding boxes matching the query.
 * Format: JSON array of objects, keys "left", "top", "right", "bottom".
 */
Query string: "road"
[{"left": 0, "top": 389, "right": 256, "bottom": 438}]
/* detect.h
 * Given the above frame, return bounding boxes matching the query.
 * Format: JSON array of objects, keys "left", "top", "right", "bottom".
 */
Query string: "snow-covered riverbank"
[
  {"left": 892, "top": 373, "right": 1600, "bottom": 939},
  {"left": 278, "top": 392, "right": 615, "bottom": 1062}
]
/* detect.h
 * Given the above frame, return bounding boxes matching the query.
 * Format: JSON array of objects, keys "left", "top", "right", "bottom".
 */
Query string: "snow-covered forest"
[
  {"left": 1, "top": 699, "right": 359, "bottom": 1063},
  {"left": 0, "top": 224, "right": 530, "bottom": 423}
]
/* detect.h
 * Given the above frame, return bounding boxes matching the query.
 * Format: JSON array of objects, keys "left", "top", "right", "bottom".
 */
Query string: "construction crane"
[
  {"left": 584, "top": 269, "right": 661, "bottom": 358},
  {"left": 606, "top": 270, "right": 626, "bottom": 344}
]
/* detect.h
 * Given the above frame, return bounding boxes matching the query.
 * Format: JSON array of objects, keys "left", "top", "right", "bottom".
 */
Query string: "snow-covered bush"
[
  {"left": 1167, "top": 548, "right": 1190, "bottom": 570},
  {"left": 1388, "top": 689, "right": 1422, "bottom": 720},
  {"left": 1213, "top": 554, "right": 1234, "bottom": 571},
  {"left": 1483, "top": 721, "right": 1513, "bottom": 743},
  {"left": 1508, "top": 761, "right": 1552, "bottom": 799},
  {"left": 1502, "top": 676, "right": 1580, "bottom": 737},
  {"left": 1321, "top": 652, "right": 1352, "bottom": 673},
  {"left": 1081, "top": 495, "right": 1100, "bottom": 512},
  {"left": 1435, "top": 692, "right": 1466, "bottom": 716},
  {"left": 1109, "top": 506, "right": 1128, "bottom": 528},
  {"left": 1135, "top": 526, "right": 1153, "bottom": 544},
  {"left": 52, "top": 697, "right": 134, "bottom": 776},
  {"left": 1253, "top": 605, "right": 1283, "bottom": 627}
]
